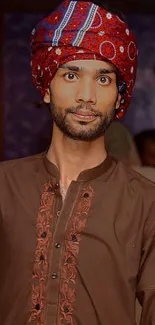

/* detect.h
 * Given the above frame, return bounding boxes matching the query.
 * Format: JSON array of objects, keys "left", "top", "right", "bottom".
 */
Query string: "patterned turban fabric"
[{"left": 31, "top": 0, "right": 138, "bottom": 118}]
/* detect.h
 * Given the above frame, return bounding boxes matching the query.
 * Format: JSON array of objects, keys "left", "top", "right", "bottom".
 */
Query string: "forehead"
[{"left": 60, "top": 59, "right": 116, "bottom": 72}]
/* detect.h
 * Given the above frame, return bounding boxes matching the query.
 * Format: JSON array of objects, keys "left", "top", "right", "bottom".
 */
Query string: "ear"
[
  {"left": 44, "top": 88, "right": 50, "bottom": 104},
  {"left": 115, "top": 94, "right": 121, "bottom": 110}
]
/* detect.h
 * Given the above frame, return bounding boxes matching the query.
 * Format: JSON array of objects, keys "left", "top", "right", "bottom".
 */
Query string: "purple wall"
[
  {"left": 3, "top": 13, "right": 155, "bottom": 159},
  {"left": 123, "top": 15, "right": 155, "bottom": 134}
]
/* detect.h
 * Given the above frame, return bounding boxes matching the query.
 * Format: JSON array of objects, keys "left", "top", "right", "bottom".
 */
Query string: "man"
[{"left": 0, "top": 1, "right": 155, "bottom": 325}]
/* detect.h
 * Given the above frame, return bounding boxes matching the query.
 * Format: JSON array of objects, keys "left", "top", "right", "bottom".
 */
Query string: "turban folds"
[{"left": 31, "top": 0, "right": 138, "bottom": 118}]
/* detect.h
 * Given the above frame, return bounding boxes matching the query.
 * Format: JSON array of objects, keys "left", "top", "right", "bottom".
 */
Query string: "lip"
[
  {"left": 72, "top": 112, "right": 97, "bottom": 121},
  {"left": 74, "top": 110, "right": 96, "bottom": 116},
  {"left": 71, "top": 110, "right": 97, "bottom": 121}
]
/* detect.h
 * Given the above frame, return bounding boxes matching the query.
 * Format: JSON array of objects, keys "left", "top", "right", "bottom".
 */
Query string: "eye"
[
  {"left": 63, "top": 73, "right": 78, "bottom": 81},
  {"left": 97, "top": 76, "right": 111, "bottom": 86}
]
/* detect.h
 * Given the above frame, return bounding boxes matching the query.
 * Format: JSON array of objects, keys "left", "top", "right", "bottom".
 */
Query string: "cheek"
[
  {"left": 97, "top": 86, "right": 118, "bottom": 108},
  {"left": 51, "top": 81, "right": 75, "bottom": 107}
]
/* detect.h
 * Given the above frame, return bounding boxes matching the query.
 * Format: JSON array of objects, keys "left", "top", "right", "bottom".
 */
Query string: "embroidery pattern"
[
  {"left": 58, "top": 186, "right": 94, "bottom": 325},
  {"left": 29, "top": 182, "right": 55, "bottom": 324}
]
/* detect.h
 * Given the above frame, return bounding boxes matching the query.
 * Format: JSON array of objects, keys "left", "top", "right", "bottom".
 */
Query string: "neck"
[{"left": 47, "top": 124, "right": 107, "bottom": 189}]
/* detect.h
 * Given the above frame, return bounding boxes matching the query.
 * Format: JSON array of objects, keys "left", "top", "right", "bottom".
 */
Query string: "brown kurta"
[{"left": 0, "top": 153, "right": 155, "bottom": 325}]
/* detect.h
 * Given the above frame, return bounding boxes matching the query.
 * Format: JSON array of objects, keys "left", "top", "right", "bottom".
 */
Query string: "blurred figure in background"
[
  {"left": 105, "top": 121, "right": 141, "bottom": 166},
  {"left": 134, "top": 129, "right": 155, "bottom": 167},
  {"left": 105, "top": 122, "right": 155, "bottom": 182}
]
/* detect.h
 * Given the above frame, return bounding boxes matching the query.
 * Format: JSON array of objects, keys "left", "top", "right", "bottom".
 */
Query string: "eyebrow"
[
  {"left": 60, "top": 64, "right": 83, "bottom": 72},
  {"left": 60, "top": 64, "right": 116, "bottom": 74},
  {"left": 98, "top": 68, "right": 116, "bottom": 74}
]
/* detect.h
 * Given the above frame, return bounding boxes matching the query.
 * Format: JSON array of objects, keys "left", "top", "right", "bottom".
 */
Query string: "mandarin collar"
[
  {"left": 43, "top": 152, "right": 116, "bottom": 182},
  {"left": 43, "top": 151, "right": 117, "bottom": 182}
]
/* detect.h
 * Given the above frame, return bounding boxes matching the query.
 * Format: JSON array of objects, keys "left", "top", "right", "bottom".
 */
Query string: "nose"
[{"left": 75, "top": 78, "right": 97, "bottom": 105}]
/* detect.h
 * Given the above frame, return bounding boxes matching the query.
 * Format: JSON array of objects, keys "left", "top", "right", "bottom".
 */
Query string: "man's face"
[{"left": 44, "top": 59, "right": 121, "bottom": 141}]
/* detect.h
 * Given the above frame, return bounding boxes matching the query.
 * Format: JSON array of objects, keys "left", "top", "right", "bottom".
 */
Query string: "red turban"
[{"left": 31, "top": 0, "right": 138, "bottom": 118}]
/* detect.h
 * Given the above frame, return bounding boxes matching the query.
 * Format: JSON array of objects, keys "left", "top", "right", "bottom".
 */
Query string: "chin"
[
  {"left": 67, "top": 132, "right": 104, "bottom": 142},
  {"left": 63, "top": 126, "right": 104, "bottom": 141},
  {"left": 70, "top": 119, "right": 98, "bottom": 129},
  {"left": 69, "top": 125, "right": 96, "bottom": 135}
]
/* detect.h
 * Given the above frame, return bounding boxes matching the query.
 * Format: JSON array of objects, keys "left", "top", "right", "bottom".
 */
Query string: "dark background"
[{"left": 3, "top": 0, "right": 155, "bottom": 13}]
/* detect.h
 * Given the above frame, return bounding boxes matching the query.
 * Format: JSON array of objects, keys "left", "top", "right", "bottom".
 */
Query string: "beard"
[{"left": 50, "top": 99, "right": 116, "bottom": 142}]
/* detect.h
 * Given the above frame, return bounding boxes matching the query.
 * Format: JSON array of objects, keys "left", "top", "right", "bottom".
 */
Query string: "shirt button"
[
  {"left": 72, "top": 235, "right": 77, "bottom": 242},
  {"left": 83, "top": 192, "right": 89, "bottom": 198},
  {"left": 47, "top": 186, "right": 54, "bottom": 193},
  {"left": 64, "top": 306, "right": 69, "bottom": 313},
  {"left": 52, "top": 273, "right": 57, "bottom": 279},
  {"left": 35, "top": 303, "right": 40, "bottom": 310},
  {"left": 55, "top": 243, "right": 61, "bottom": 249},
  {"left": 40, "top": 255, "right": 45, "bottom": 261},
  {"left": 41, "top": 231, "right": 47, "bottom": 238}
]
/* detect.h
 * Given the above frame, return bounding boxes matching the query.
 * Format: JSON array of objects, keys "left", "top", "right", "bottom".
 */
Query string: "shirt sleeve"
[{"left": 136, "top": 200, "right": 155, "bottom": 324}]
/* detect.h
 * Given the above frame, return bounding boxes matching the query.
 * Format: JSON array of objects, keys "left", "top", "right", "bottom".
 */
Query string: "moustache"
[{"left": 66, "top": 105, "right": 102, "bottom": 117}]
